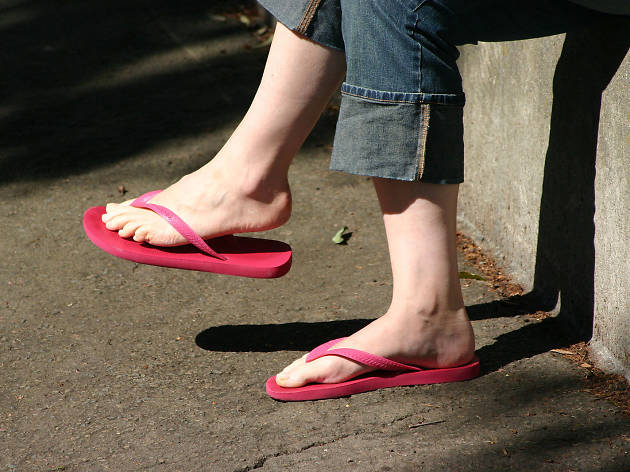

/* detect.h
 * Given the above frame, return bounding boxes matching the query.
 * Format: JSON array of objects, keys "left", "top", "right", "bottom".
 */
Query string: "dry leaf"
[
  {"left": 239, "top": 14, "right": 251, "bottom": 26},
  {"left": 332, "top": 226, "right": 348, "bottom": 244},
  {"left": 458, "top": 271, "right": 486, "bottom": 281},
  {"left": 550, "top": 349, "right": 574, "bottom": 355}
]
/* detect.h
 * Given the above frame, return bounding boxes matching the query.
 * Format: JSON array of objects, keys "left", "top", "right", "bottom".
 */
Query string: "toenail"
[{"left": 276, "top": 372, "right": 288, "bottom": 381}]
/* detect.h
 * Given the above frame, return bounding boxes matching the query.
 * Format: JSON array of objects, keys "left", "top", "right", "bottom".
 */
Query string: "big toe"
[
  {"left": 103, "top": 202, "right": 133, "bottom": 220},
  {"left": 274, "top": 356, "right": 364, "bottom": 388}
]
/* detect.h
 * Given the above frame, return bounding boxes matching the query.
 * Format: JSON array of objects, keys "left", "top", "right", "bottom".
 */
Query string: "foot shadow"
[
  {"left": 195, "top": 311, "right": 579, "bottom": 376},
  {"left": 195, "top": 318, "right": 372, "bottom": 352}
]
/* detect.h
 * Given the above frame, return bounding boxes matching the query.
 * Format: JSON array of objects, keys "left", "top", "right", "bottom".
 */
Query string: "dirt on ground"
[{"left": 1, "top": 1, "right": 629, "bottom": 471}]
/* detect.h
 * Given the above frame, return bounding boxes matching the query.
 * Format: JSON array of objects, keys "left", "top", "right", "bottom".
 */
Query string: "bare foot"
[
  {"left": 274, "top": 307, "right": 475, "bottom": 388},
  {"left": 101, "top": 152, "right": 292, "bottom": 246}
]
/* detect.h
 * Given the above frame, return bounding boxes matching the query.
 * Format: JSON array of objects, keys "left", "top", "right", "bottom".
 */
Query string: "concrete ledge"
[{"left": 457, "top": 17, "right": 630, "bottom": 380}]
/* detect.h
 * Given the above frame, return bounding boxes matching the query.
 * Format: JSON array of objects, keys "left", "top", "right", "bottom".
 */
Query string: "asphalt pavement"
[{"left": 1, "top": 1, "right": 628, "bottom": 470}]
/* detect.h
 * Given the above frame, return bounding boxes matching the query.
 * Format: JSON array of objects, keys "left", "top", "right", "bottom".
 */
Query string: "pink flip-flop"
[
  {"left": 83, "top": 191, "right": 292, "bottom": 278},
  {"left": 266, "top": 338, "right": 480, "bottom": 401}
]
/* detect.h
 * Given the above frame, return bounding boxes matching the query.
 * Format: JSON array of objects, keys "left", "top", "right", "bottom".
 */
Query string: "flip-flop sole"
[
  {"left": 265, "top": 358, "right": 480, "bottom": 401},
  {"left": 83, "top": 206, "right": 292, "bottom": 278}
]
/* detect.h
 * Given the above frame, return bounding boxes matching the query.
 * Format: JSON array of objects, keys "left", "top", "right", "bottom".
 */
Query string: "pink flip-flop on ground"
[
  {"left": 266, "top": 338, "right": 480, "bottom": 401},
  {"left": 83, "top": 191, "right": 292, "bottom": 278}
]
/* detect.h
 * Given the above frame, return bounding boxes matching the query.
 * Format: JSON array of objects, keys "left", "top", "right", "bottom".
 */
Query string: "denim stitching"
[
  {"left": 416, "top": 104, "right": 430, "bottom": 180},
  {"left": 296, "top": 0, "right": 322, "bottom": 35},
  {"left": 341, "top": 90, "right": 463, "bottom": 107},
  {"left": 341, "top": 82, "right": 464, "bottom": 105},
  {"left": 415, "top": 6, "right": 426, "bottom": 181},
  {"left": 341, "top": 90, "right": 420, "bottom": 105}
]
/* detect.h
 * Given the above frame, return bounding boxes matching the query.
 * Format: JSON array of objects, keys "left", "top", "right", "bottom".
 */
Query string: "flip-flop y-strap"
[
  {"left": 305, "top": 337, "right": 423, "bottom": 372},
  {"left": 130, "top": 190, "right": 227, "bottom": 261}
]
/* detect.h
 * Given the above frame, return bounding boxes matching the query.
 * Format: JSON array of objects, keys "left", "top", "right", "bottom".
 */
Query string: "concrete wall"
[{"left": 456, "top": 18, "right": 630, "bottom": 380}]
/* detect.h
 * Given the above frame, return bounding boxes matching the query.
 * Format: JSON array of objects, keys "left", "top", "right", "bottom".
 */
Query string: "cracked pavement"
[{"left": 1, "top": 1, "right": 629, "bottom": 470}]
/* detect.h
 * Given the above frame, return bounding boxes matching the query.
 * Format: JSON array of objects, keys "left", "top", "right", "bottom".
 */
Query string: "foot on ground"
[{"left": 275, "top": 308, "right": 475, "bottom": 388}]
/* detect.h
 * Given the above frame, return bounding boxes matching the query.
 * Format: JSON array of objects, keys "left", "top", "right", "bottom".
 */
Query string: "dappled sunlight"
[
  {"left": 73, "top": 34, "right": 251, "bottom": 95},
  {"left": 0, "top": 0, "right": 270, "bottom": 183},
  {"left": 0, "top": 4, "right": 37, "bottom": 31}
]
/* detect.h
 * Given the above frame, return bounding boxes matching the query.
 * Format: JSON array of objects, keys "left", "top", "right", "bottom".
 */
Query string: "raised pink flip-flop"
[
  {"left": 83, "top": 190, "right": 292, "bottom": 278},
  {"left": 266, "top": 338, "right": 480, "bottom": 401}
]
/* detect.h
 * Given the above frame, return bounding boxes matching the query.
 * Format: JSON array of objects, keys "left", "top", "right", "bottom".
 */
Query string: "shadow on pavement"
[
  {"left": 196, "top": 312, "right": 580, "bottom": 377},
  {"left": 195, "top": 319, "right": 372, "bottom": 352},
  {"left": 476, "top": 317, "right": 582, "bottom": 373},
  {"left": 0, "top": 0, "right": 303, "bottom": 183}
]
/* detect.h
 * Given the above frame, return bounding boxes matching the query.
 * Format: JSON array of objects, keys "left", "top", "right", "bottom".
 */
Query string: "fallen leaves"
[
  {"left": 456, "top": 232, "right": 522, "bottom": 298},
  {"left": 550, "top": 341, "right": 630, "bottom": 416},
  {"left": 550, "top": 349, "right": 574, "bottom": 355},
  {"left": 458, "top": 271, "right": 486, "bottom": 281},
  {"left": 210, "top": 5, "right": 274, "bottom": 48},
  {"left": 456, "top": 231, "right": 630, "bottom": 416}
]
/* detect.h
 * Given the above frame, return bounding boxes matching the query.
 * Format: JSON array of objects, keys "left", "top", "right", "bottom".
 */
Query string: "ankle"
[
  {"left": 389, "top": 292, "right": 466, "bottom": 321},
  {"left": 214, "top": 143, "right": 291, "bottom": 191}
]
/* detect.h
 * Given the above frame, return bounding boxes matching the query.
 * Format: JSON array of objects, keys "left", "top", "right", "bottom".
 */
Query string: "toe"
[
  {"left": 104, "top": 200, "right": 135, "bottom": 218},
  {"left": 104, "top": 202, "right": 124, "bottom": 216},
  {"left": 104, "top": 213, "right": 133, "bottom": 231},
  {"left": 275, "top": 356, "right": 349, "bottom": 388},
  {"left": 118, "top": 221, "right": 143, "bottom": 239},
  {"left": 274, "top": 357, "right": 306, "bottom": 387},
  {"left": 133, "top": 226, "right": 150, "bottom": 243}
]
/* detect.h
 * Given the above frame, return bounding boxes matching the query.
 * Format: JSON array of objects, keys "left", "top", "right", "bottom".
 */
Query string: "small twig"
[
  {"left": 408, "top": 419, "right": 445, "bottom": 429},
  {"left": 594, "top": 392, "right": 619, "bottom": 400}
]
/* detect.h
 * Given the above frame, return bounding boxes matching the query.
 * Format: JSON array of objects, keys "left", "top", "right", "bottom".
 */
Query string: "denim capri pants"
[{"left": 258, "top": 0, "right": 607, "bottom": 183}]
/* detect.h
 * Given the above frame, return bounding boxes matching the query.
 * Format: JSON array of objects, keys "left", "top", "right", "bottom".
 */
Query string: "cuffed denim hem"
[
  {"left": 341, "top": 83, "right": 465, "bottom": 107},
  {"left": 330, "top": 85, "right": 464, "bottom": 183}
]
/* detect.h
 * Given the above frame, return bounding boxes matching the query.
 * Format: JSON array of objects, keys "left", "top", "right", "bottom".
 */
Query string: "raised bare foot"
[
  {"left": 101, "top": 151, "right": 292, "bottom": 246},
  {"left": 274, "top": 307, "right": 475, "bottom": 388}
]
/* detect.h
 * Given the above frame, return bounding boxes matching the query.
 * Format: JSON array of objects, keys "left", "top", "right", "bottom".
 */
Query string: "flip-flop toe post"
[
  {"left": 266, "top": 337, "right": 480, "bottom": 401},
  {"left": 83, "top": 191, "right": 292, "bottom": 278}
]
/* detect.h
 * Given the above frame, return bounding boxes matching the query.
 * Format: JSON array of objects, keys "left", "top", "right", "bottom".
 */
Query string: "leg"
[
  {"left": 275, "top": 0, "right": 473, "bottom": 387},
  {"left": 274, "top": 0, "right": 602, "bottom": 388},
  {"left": 276, "top": 180, "right": 475, "bottom": 387},
  {"left": 102, "top": 22, "right": 346, "bottom": 245}
]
